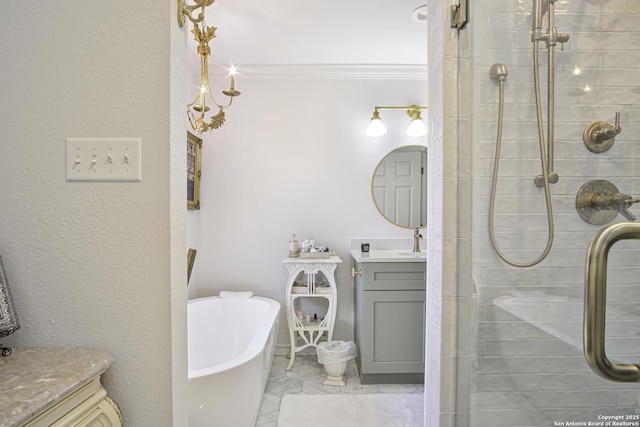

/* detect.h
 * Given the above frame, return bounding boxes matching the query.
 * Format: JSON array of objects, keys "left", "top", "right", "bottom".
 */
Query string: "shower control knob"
[
  {"left": 576, "top": 179, "right": 639, "bottom": 225},
  {"left": 583, "top": 112, "right": 622, "bottom": 153}
]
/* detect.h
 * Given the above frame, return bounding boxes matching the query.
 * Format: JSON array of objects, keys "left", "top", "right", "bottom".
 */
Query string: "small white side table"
[{"left": 282, "top": 256, "right": 341, "bottom": 370}]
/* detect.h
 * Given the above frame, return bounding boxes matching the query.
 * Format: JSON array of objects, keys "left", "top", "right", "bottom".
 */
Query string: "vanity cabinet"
[
  {"left": 353, "top": 258, "right": 426, "bottom": 384},
  {"left": 283, "top": 256, "right": 342, "bottom": 370},
  {"left": 0, "top": 347, "right": 122, "bottom": 427}
]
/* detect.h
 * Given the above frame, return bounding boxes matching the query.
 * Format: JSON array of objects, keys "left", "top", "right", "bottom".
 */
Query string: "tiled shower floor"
[{"left": 255, "top": 355, "right": 424, "bottom": 426}]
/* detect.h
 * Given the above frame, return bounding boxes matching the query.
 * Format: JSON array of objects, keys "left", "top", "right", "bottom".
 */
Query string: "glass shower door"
[{"left": 467, "top": 0, "right": 640, "bottom": 426}]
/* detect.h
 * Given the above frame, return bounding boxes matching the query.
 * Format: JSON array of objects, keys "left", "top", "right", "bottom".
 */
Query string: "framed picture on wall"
[
  {"left": 0, "top": 253, "right": 19, "bottom": 356},
  {"left": 187, "top": 131, "right": 202, "bottom": 210}
]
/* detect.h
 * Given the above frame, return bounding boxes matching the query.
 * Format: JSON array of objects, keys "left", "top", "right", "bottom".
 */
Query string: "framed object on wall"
[
  {"left": 187, "top": 248, "right": 197, "bottom": 285},
  {"left": 0, "top": 253, "right": 19, "bottom": 356},
  {"left": 187, "top": 131, "right": 202, "bottom": 210}
]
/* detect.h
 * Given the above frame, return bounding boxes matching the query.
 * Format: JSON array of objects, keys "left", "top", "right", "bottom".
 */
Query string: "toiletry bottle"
[
  {"left": 305, "top": 311, "right": 311, "bottom": 323},
  {"left": 289, "top": 233, "right": 299, "bottom": 258}
]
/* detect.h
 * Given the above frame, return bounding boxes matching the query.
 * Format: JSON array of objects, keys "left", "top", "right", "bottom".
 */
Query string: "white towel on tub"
[{"left": 219, "top": 291, "right": 254, "bottom": 299}]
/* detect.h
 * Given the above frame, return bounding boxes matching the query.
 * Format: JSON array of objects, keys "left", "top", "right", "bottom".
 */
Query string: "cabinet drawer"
[{"left": 362, "top": 262, "right": 425, "bottom": 291}]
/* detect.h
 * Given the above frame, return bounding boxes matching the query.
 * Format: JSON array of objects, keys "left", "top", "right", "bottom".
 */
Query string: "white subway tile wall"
[{"left": 427, "top": 1, "right": 445, "bottom": 426}]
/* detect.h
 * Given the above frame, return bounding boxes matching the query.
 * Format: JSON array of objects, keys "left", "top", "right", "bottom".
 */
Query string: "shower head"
[
  {"left": 532, "top": 0, "right": 550, "bottom": 31},
  {"left": 490, "top": 63, "right": 508, "bottom": 81}
]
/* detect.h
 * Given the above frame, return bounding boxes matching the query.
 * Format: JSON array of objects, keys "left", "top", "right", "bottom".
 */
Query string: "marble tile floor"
[{"left": 255, "top": 355, "right": 424, "bottom": 427}]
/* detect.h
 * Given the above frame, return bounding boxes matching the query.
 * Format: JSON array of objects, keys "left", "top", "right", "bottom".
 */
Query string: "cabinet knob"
[{"left": 351, "top": 267, "right": 362, "bottom": 277}]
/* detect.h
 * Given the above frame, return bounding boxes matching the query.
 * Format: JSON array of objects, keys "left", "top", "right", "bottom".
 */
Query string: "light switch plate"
[{"left": 66, "top": 138, "right": 142, "bottom": 182}]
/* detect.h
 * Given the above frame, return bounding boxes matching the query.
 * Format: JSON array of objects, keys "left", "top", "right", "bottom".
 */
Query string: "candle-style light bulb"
[
  {"left": 222, "top": 64, "right": 241, "bottom": 98},
  {"left": 229, "top": 64, "right": 237, "bottom": 91}
]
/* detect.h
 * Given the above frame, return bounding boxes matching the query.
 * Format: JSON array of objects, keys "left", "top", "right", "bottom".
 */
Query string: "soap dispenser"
[{"left": 288, "top": 233, "right": 299, "bottom": 258}]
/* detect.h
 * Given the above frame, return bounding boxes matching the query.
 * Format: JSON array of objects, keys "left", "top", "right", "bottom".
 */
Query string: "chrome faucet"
[{"left": 413, "top": 228, "right": 423, "bottom": 253}]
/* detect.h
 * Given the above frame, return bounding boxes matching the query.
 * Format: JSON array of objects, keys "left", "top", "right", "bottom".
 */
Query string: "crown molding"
[{"left": 209, "top": 64, "right": 428, "bottom": 81}]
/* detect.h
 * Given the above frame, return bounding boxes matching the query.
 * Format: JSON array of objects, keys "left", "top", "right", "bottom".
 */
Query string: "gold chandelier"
[{"left": 178, "top": 0, "right": 240, "bottom": 133}]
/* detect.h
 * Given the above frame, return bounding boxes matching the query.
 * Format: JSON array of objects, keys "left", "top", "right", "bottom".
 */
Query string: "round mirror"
[{"left": 371, "top": 145, "right": 427, "bottom": 229}]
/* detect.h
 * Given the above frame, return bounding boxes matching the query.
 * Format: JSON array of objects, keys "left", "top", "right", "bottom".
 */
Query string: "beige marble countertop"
[{"left": 0, "top": 347, "right": 114, "bottom": 427}]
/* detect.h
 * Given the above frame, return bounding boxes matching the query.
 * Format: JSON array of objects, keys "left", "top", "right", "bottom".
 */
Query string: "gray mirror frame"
[
  {"left": 371, "top": 144, "right": 428, "bottom": 230},
  {"left": 0, "top": 254, "right": 19, "bottom": 356}
]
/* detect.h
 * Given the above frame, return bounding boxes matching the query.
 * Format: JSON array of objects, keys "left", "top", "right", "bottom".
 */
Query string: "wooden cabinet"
[
  {"left": 24, "top": 377, "right": 122, "bottom": 427},
  {"left": 353, "top": 261, "right": 426, "bottom": 384},
  {"left": 0, "top": 347, "right": 121, "bottom": 427}
]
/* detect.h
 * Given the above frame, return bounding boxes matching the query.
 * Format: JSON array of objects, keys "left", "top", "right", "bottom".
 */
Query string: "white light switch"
[{"left": 66, "top": 138, "right": 142, "bottom": 182}]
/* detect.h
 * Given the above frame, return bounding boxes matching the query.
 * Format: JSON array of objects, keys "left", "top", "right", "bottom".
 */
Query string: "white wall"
[
  {"left": 0, "top": 2, "right": 188, "bottom": 425},
  {"left": 187, "top": 67, "right": 428, "bottom": 348}
]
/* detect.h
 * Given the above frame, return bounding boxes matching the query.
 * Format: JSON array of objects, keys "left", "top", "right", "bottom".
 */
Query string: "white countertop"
[
  {"left": 350, "top": 249, "right": 426, "bottom": 263},
  {"left": 283, "top": 255, "right": 342, "bottom": 264}
]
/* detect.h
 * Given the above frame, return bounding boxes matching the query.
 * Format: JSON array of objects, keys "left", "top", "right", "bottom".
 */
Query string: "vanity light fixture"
[
  {"left": 365, "top": 105, "right": 428, "bottom": 138},
  {"left": 178, "top": 0, "right": 240, "bottom": 133}
]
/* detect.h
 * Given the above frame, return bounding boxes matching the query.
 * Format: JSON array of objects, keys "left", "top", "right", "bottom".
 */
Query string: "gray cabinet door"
[
  {"left": 361, "top": 289, "right": 425, "bottom": 374},
  {"left": 353, "top": 261, "right": 426, "bottom": 383}
]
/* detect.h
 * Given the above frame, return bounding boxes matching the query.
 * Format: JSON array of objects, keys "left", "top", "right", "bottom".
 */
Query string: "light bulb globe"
[
  {"left": 366, "top": 118, "right": 387, "bottom": 137},
  {"left": 406, "top": 119, "right": 428, "bottom": 137}
]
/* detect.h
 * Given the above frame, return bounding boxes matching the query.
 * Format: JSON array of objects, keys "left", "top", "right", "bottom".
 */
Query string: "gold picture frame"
[{"left": 187, "top": 131, "right": 202, "bottom": 210}]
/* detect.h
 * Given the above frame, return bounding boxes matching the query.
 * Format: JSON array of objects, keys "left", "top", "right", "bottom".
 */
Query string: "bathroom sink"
[{"left": 397, "top": 252, "right": 426, "bottom": 258}]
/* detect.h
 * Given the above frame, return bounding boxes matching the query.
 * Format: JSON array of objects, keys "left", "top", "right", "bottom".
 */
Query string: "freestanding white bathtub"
[{"left": 188, "top": 295, "right": 280, "bottom": 427}]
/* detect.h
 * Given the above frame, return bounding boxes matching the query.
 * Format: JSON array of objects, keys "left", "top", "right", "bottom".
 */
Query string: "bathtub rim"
[{"left": 188, "top": 295, "right": 281, "bottom": 379}]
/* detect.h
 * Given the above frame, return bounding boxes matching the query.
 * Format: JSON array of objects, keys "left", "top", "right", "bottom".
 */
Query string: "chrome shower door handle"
[{"left": 584, "top": 222, "right": 640, "bottom": 382}]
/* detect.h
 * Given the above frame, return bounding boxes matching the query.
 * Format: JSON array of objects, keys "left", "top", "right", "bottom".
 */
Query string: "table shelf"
[{"left": 282, "top": 256, "right": 341, "bottom": 370}]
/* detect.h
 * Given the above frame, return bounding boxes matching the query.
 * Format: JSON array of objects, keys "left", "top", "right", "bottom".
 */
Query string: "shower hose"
[{"left": 488, "top": 43, "right": 555, "bottom": 267}]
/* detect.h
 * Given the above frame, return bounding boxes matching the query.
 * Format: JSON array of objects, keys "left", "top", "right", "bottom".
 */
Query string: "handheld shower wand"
[
  {"left": 489, "top": 63, "right": 555, "bottom": 268},
  {"left": 531, "top": 0, "right": 545, "bottom": 35},
  {"left": 488, "top": 0, "right": 569, "bottom": 267}
]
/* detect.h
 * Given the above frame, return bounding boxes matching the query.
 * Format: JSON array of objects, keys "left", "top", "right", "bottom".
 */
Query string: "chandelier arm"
[
  {"left": 206, "top": 91, "right": 234, "bottom": 110},
  {"left": 187, "top": 108, "right": 198, "bottom": 129},
  {"left": 178, "top": 0, "right": 214, "bottom": 27},
  {"left": 199, "top": 53, "right": 233, "bottom": 108},
  {"left": 187, "top": 92, "right": 204, "bottom": 107}
]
